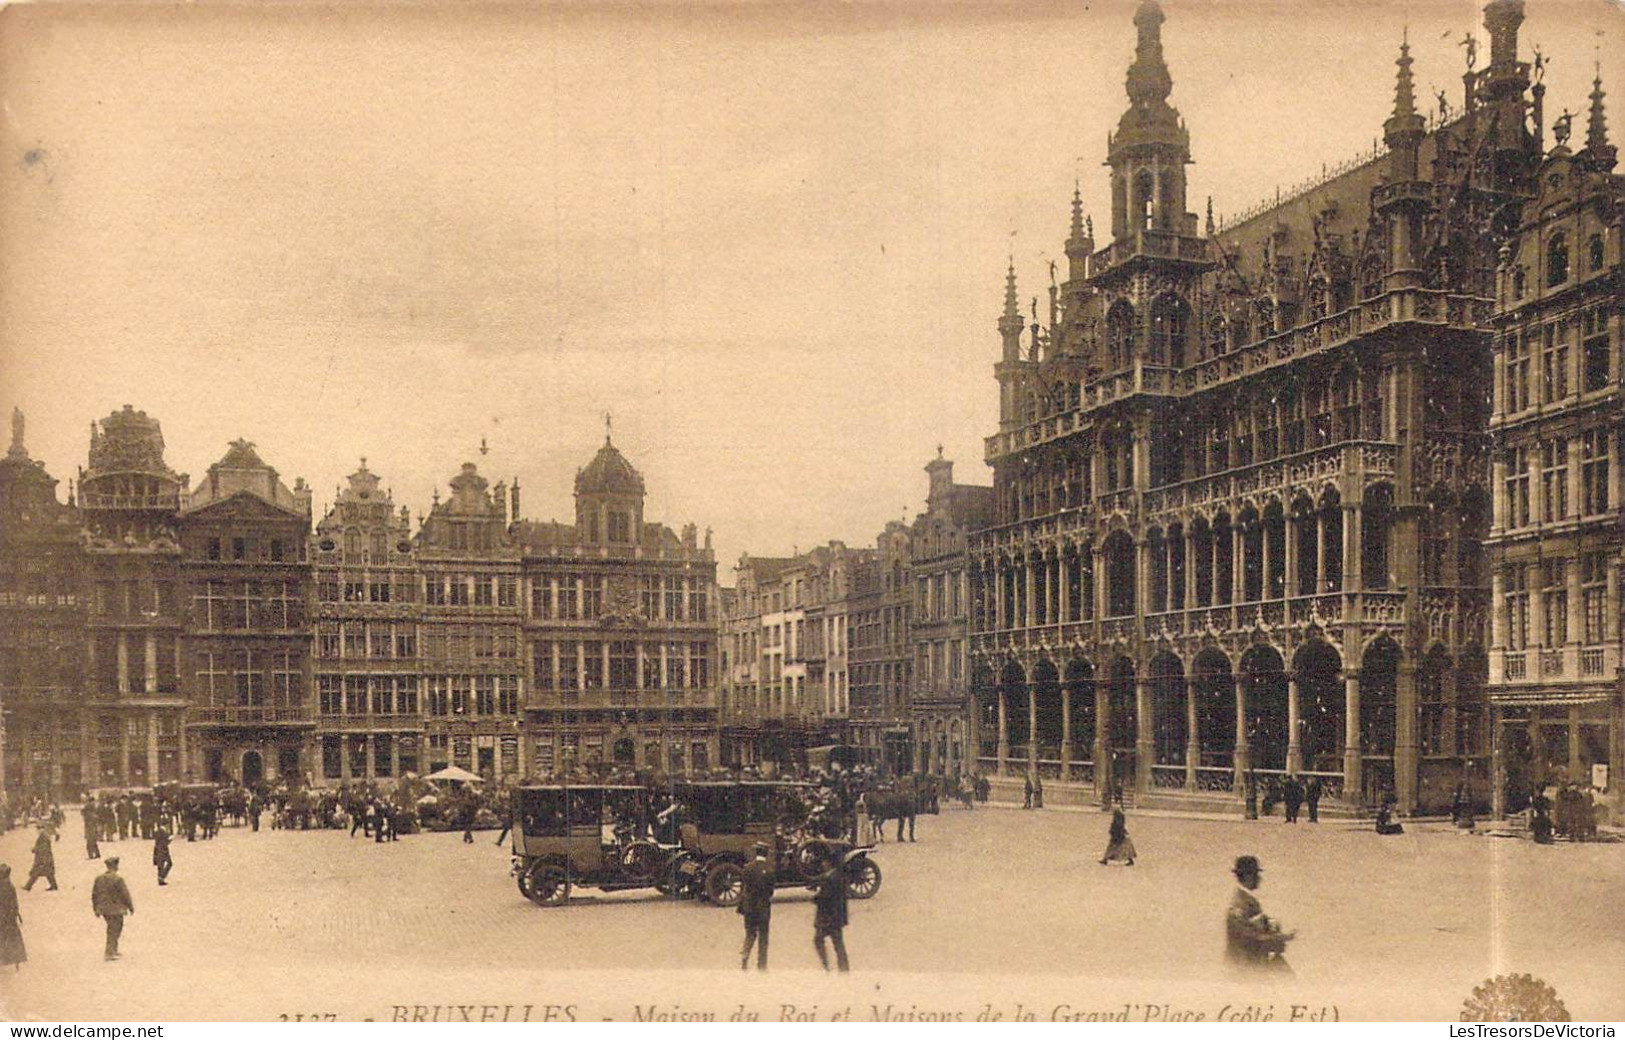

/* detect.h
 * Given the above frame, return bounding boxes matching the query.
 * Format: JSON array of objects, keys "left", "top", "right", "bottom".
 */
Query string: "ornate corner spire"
[
  {"left": 1205, "top": 195, "right": 1215, "bottom": 237},
  {"left": 1587, "top": 67, "right": 1614, "bottom": 163},
  {"left": 1393, "top": 31, "right": 1417, "bottom": 121},
  {"left": 1069, "top": 182, "right": 1085, "bottom": 240},
  {"left": 1002, "top": 258, "right": 1020, "bottom": 321}
]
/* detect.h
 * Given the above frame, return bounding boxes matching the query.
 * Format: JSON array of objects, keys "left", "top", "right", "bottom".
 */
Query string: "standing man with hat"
[
  {"left": 152, "top": 823, "right": 173, "bottom": 886},
  {"left": 1225, "top": 855, "right": 1293, "bottom": 973},
  {"left": 91, "top": 856, "right": 134, "bottom": 961},
  {"left": 808, "top": 860, "right": 850, "bottom": 972},
  {"left": 737, "top": 842, "right": 774, "bottom": 971}
]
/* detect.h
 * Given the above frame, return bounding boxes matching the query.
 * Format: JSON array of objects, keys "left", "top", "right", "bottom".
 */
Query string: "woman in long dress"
[
  {"left": 1099, "top": 807, "right": 1136, "bottom": 866},
  {"left": 0, "top": 864, "right": 25, "bottom": 969}
]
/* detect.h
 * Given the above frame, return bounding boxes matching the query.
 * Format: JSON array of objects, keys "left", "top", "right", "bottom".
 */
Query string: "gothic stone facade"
[{"left": 965, "top": 0, "right": 1587, "bottom": 814}]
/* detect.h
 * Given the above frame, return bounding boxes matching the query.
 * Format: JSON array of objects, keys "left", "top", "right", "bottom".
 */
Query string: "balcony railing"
[
  {"left": 190, "top": 706, "right": 311, "bottom": 726},
  {"left": 1143, "top": 440, "right": 1397, "bottom": 519},
  {"left": 986, "top": 286, "right": 1488, "bottom": 465},
  {"left": 1504, "top": 653, "right": 1527, "bottom": 680},
  {"left": 1580, "top": 648, "right": 1606, "bottom": 677}
]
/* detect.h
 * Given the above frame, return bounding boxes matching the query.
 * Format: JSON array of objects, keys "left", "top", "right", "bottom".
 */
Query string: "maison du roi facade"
[
  {"left": 966, "top": 0, "right": 1622, "bottom": 821},
  {"left": 0, "top": 409, "right": 718, "bottom": 793}
]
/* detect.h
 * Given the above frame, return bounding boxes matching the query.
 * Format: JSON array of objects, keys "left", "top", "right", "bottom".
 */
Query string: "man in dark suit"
[
  {"left": 809, "top": 863, "right": 850, "bottom": 972},
  {"left": 82, "top": 799, "right": 102, "bottom": 860},
  {"left": 152, "top": 825, "right": 173, "bottom": 886},
  {"left": 1283, "top": 775, "right": 1303, "bottom": 824},
  {"left": 737, "top": 843, "right": 774, "bottom": 971},
  {"left": 22, "top": 827, "right": 57, "bottom": 891},
  {"left": 91, "top": 857, "right": 134, "bottom": 961},
  {"left": 1225, "top": 855, "right": 1293, "bottom": 973},
  {"left": 1305, "top": 777, "right": 1322, "bottom": 823}
]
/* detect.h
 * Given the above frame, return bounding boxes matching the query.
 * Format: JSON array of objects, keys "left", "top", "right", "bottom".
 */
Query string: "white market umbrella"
[{"left": 423, "top": 766, "right": 485, "bottom": 785}]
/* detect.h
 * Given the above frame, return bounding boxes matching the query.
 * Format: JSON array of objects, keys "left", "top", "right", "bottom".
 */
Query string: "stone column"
[
  {"left": 1026, "top": 680, "right": 1040, "bottom": 777},
  {"left": 1185, "top": 677, "right": 1200, "bottom": 789},
  {"left": 1231, "top": 523, "right": 1245, "bottom": 605},
  {"left": 996, "top": 689, "right": 1008, "bottom": 775},
  {"left": 1261, "top": 519, "right": 1274, "bottom": 601},
  {"left": 147, "top": 714, "right": 159, "bottom": 782},
  {"left": 144, "top": 635, "right": 158, "bottom": 694},
  {"left": 1093, "top": 548, "right": 1108, "bottom": 623},
  {"left": 1286, "top": 674, "right": 1303, "bottom": 774},
  {"left": 1284, "top": 514, "right": 1298, "bottom": 599},
  {"left": 993, "top": 565, "right": 1006, "bottom": 630},
  {"left": 1025, "top": 557, "right": 1037, "bottom": 628},
  {"left": 1210, "top": 532, "right": 1223, "bottom": 607},
  {"left": 1053, "top": 555, "right": 1066, "bottom": 620},
  {"left": 1343, "top": 502, "right": 1362, "bottom": 592},
  {"left": 1184, "top": 529, "right": 1198, "bottom": 610},
  {"left": 1136, "top": 677, "right": 1153, "bottom": 792},
  {"left": 1060, "top": 684, "right": 1073, "bottom": 777},
  {"left": 117, "top": 634, "right": 130, "bottom": 695},
  {"left": 1047, "top": 556, "right": 1059, "bottom": 625},
  {"left": 1316, "top": 512, "right": 1327, "bottom": 592},
  {"left": 1093, "top": 678, "right": 1110, "bottom": 799},
  {"left": 1164, "top": 537, "right": 1176, "bottom": 613},
  {"left": 1232, "top": 674, "right": 1249, "bottom": 786},
  {"left": 117, "top": 715, "right": 130, "bottom": 785},
  {"left": 1344, "top": 669, "right": 1362, "bottom": 798}
]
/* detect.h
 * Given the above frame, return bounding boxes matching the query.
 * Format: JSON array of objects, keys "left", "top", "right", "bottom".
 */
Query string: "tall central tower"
[{"left": 1107, "top": 1, "right": 1193, "bottom": 240}]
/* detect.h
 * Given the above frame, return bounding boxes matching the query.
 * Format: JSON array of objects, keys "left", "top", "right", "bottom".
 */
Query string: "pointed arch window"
[
  {"left": 1107, "top": 300, "right": 1136, "bottom": 371},
  {"left": 1133, "top": 171, "right": 1154, "bottom": 231},
  {"left": 1546, "top": 233, "right": 1569, "bottom": 287},
  {"left": 1307, "top": 277, "right": 1329, "bottom": 322},
  {"left": 1360, "top": 257, "right": 1383, "bottom": 301},
  {"left": 1149, "top": 294, "right": 1189, "bottom": 367}
]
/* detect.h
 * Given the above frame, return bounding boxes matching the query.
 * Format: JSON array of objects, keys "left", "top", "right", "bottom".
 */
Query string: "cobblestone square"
[{"left": 1, "top": 807, "right": 1620, "bottom": 1021}]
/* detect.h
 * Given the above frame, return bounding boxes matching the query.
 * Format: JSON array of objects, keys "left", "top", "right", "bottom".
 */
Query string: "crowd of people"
[{"left": 1528, "top": 780, "right": 1604, "bottom": 844}]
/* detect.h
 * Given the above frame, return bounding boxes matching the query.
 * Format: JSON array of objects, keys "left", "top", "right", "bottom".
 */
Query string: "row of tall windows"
[{"left": 530, "top": 640, "right": 710, "bottom": 691}]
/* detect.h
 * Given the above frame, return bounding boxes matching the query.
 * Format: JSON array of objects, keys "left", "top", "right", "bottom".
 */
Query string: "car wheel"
[
  {"left": 526, "top": 863, "right": 569, "bottom": 907},
  {"left": 705, "top": 861, "right": 743, "bottom": 908},
  {"left": 846, "top": 858, "right": 882, "bottom": 900}
]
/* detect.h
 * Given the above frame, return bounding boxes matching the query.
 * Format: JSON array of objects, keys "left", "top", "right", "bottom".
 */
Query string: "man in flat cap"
[
  {"left": 737, "top": 842, "right": 774, "bottom": 971},
  {"left": 91, "top": 856, "right": 134, "bottom": 961},
  {"left": 1225, "top": 855, "right": 1293, "bottom": 973}
]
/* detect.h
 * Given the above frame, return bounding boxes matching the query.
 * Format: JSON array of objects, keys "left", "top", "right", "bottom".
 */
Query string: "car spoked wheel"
[
  {"left": 845, "top": 858, "right": 882, "bottom": 899},
  {"left": 525, "top": 862, "right": 570, "bottom": 907},
  {"left": 704, "top": 861, "right": 744, "bottom": 907}
]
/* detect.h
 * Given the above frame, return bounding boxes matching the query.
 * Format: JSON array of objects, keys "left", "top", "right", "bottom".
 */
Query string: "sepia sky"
[{"left": 1, "top": 0, "right": 1620, "bottom": 576}]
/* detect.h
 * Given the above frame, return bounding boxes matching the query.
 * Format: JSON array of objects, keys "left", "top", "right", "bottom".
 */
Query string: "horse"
[{"left": 866, "top": 789, "right": 919, "bottom": 842}]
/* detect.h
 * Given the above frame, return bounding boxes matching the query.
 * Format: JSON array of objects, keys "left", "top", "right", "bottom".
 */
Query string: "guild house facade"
[
  {"left": 0, "top": 415, "right": 721, "bottom": 798},
  {"left": 969, "top": 0, "right": 1622, "bottom": 820},
  {"left": 514, "top": 435, "right": 719, "bottom": 777}
]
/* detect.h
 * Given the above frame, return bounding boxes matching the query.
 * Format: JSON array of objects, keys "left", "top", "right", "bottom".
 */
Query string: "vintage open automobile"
[
  {"left": 509, "top": 784, "right": 691, "bottom": 907},
  {"left": 668, "top": 780, "right": 882, "bottom": 908}
]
